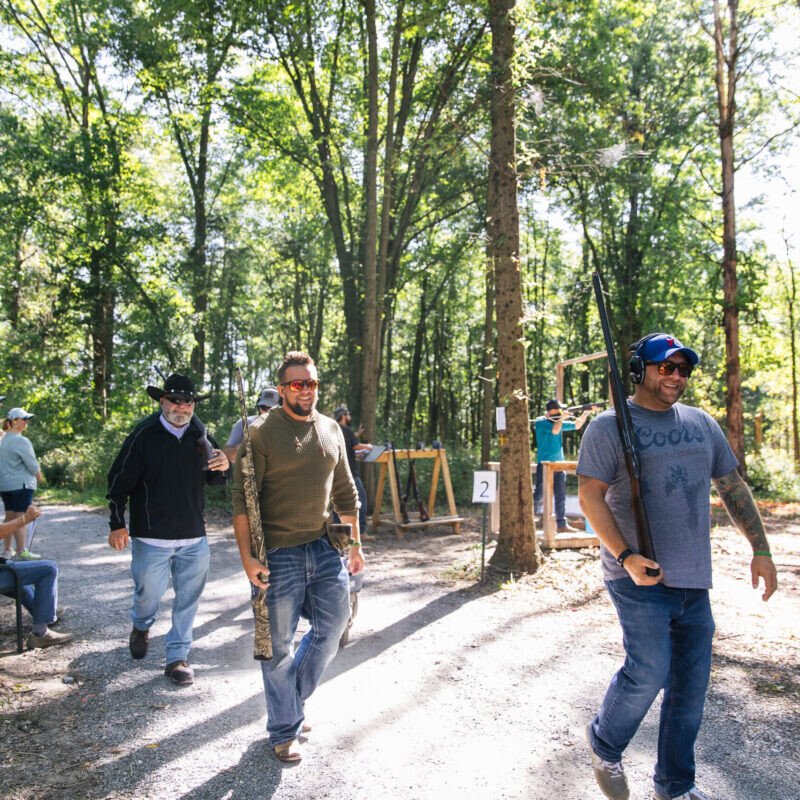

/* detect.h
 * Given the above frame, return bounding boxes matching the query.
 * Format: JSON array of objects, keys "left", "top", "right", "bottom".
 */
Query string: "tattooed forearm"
[{"left": 713, "top": 470, "right": 770, "bottom": 552}]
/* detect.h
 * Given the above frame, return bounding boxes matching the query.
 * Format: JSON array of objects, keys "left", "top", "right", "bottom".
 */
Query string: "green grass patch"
[{"left": 39, "top": 485, "right": 107, "bottom": 508}]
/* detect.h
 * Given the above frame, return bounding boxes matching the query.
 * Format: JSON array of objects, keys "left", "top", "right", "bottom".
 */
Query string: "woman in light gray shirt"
[{"left": 0, "top": 408, "right": 43, "bottom": 560}]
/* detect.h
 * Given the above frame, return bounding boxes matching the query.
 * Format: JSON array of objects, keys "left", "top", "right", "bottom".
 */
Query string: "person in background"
[
  {"left": 0, "top": 407, "right": 44, "bottom": 560},
  {"left": 224, "top": 387, "right": 280, "bottom": 463},
  {"left": 0, "top": 503, "right": 73, "bottom": 648},
  {"left": 332, "top": 406, "right": 372, "bottom": 537},
  {"left": 533, "top": 399, "right": 598, "bottom": 533},
  {"left": 107, "top": 373, "right": 230, "bottom": 687}
]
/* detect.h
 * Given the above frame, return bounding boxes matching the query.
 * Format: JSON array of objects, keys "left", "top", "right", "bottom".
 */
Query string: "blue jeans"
[
  {"left": 130, "top": 538, "right": 210, "bottom": 663},
  {"left": 258, "top": 536, "right": 350, "bottom": 746},
  {"left": 0, "top": 560, "right": 58, "bottom": 624},
  {"left": 588, "top": 578, "right": 715, "bottom": 799},
  {"left": 533, "top": 463, "right": 567, "bottom": 527},
  {"left": 332, "top": 475, "right": 367, "bottom": 533}
]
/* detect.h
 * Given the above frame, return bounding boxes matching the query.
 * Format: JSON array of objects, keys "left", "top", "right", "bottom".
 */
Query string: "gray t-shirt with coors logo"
[{"left": 576, "top": 400, "right": 738, "bottom": 589}]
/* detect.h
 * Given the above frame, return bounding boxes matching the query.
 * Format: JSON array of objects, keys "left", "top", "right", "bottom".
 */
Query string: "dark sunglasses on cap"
[
  {"left": 646, "top": 361, "right": 693, "bottom": 378},
  {"left": 281, "top": 379, "right": 320, "bottom": 392},
  {"left": 164, "top": 395, "right": 196, "bottom": 405}
]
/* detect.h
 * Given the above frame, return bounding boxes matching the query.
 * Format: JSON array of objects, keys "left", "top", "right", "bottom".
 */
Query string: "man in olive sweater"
[{"left": 232, "top": 351, "right": 363, "bottom": 763}]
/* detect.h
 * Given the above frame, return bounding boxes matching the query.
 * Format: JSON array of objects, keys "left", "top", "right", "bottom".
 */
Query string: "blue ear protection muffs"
[{"left": 628, "top": 332, "right": 669, "bottom": 385}]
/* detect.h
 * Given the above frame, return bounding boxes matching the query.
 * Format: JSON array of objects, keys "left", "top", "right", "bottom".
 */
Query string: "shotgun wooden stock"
[{"left": 236, "top": 368, "right": 273, "bottom": 660}]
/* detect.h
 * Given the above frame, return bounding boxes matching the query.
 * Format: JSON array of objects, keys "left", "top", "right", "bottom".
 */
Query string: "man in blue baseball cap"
[{"left": 577, "top": 332, "right": 777, "bottom": 800}]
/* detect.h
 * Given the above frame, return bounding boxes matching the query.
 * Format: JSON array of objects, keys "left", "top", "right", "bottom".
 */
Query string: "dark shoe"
[
  {"left": 557, "top": 524, "right": 579, "bottom": 533},
  {"left": 27, "top": 629, "right": 74, "bottom": 649},
  {"left": 129, "top": 627, "right": 149, "bottom": 660},
  {"left": 165, "top": 660, "right": 194, "bottom": 686}
]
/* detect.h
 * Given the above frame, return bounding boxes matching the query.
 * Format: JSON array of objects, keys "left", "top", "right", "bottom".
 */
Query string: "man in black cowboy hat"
[{"left": 107, "top": 374, "right": 231, "bottom": 686}]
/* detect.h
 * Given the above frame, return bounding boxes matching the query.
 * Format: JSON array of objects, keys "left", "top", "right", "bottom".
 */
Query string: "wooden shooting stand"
[
  {"left": 370, "top": 448, "right": 463, "bottom": 538},
  {"left": 486, "top": 460, "right": 599, "bottom": 550},
  {"left": 539, "top": 461, "right": 598, "bottom": 550}
]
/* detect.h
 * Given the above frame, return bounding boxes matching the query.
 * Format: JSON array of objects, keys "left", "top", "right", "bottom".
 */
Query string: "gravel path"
[{"left": 1, "top": 503, "right": 798, "bottom": 800}]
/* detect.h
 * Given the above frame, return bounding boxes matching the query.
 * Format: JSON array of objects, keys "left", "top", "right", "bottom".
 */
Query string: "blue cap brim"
[{"left": 660, "top": 346, "right": 699, "bottom": 365}]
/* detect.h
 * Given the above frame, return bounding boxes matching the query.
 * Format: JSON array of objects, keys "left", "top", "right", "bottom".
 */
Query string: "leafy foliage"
[{"left": 1, "top": 0, "right": 799, "bottom": 499}]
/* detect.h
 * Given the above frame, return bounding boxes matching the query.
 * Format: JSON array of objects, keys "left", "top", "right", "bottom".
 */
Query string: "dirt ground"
[{"left": 1, "top": 502, "right": 798, "bottom": 800}]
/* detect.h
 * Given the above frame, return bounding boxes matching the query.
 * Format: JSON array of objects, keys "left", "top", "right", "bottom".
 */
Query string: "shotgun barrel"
[{"left": 591, "top": 273, "right": 660, "bottom": 577}]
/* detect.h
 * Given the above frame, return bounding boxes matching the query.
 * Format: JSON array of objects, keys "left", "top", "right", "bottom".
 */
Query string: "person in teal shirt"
[{"left": 533, "top": 398, "right": 598, "bottom": 532}]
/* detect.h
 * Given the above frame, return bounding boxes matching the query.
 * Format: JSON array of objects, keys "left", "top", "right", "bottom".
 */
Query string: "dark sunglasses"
[
  {"left": 646, "top": 361, "right": 693, "bottom": 378},
  {"left": 281, "top": 379, "right": 320, "bottom": 392},
  {"left": 164, "top": 395, "right": 195, "bottom": 405}
]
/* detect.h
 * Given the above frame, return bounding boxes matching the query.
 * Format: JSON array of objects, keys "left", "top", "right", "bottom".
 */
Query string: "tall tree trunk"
[
  {"left": 487, "top": 0, "right": 540, "bottom": 573},
  {"left": 404, "top": 276, "right": 428, "bottom": 435},
  {"left": 89, "top": 245, "right": 115, "bottom": 419},
  {"left": 359, "top": 0, "right": 381, "bottom": 451},
  {"left": 481, "top": 254, "right": 495, "bottom": 466},
  {"left": 713, "top": 0, "right": 746, "bottom": 476},
  {"left": 189, "top": 109, "right": 211, "bottom": 381},
  {"left": 382, "top": 309, "right": 394, "bottom": 424},
  {"left": 375, "top": 0, "right": 404, "bottom": 422}
]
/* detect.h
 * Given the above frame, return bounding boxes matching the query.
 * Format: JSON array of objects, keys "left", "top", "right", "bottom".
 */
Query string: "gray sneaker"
[
  {"left": 586, "top": 724, "right": 629, "bottom": 800},
  {"left": 27, "top": 629, "right": 74, "bottom": 649},
  {"left": 654, "top": 789, "right": 710, "bottom": 800}
]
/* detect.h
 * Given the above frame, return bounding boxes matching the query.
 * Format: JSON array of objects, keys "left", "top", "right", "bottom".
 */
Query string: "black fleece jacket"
[{"left": 107, "top": 412, "right": 230, "bottom": 539}]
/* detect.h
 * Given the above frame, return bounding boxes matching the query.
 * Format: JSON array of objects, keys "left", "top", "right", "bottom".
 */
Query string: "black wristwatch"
[{"left": 617, "top": 548, "right": 634, "bottom": 567}]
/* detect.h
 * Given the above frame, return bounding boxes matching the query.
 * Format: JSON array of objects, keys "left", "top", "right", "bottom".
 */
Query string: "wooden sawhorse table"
[{"left": 370, "top": 448, "right": 463, "bottom": 538}]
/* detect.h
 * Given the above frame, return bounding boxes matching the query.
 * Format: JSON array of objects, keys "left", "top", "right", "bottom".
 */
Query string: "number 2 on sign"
[{"left": 472, "top": 471, "right": 497, "bottom": 504}]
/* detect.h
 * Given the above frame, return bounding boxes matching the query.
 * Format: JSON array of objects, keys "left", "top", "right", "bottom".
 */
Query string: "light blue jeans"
[
  {"left": 130, "top": 537, "right": 210, "bottom": 663},
  {"left": 0, "top": 559, "right": 58, "bottom": 625},
  {"left": 258, "top": 536, "right": 350, "bottom": 746},
  {"left": 588, "top": 577, "right": 715, "bottom": 799}
]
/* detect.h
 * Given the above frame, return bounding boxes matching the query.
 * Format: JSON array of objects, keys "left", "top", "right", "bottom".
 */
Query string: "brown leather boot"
[{"left": 129, "top": 627, "right": 149, "bottom": 660}]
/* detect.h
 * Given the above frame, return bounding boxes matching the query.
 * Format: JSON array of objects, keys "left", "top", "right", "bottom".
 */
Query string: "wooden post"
[{"left": 555, "top": 351, "right": 607, "bottom": 404}]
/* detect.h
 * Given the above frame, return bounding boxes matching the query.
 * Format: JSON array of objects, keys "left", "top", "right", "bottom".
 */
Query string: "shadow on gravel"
[
  {"left": 710, "top": 651, "right": 800, "bottom": 700},
  {"left": 177, "top": 740, "right": 284, "bottom": 800},
  {"left": 628, "top": 683, "right": 800, "bottom": 800},
  {"left": 0, "top": 672, "right": 266, "bottom": 800},
  {"left": 322, "top": 586, "right": 480, "bottom": 683},
  {"left": 324, "top": 575, "right": 606, "bottom": 689}
]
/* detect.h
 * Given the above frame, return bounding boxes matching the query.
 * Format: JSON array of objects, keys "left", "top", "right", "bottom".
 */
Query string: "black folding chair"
[{"left": 0, "top": 563, "right": 25, "bottom": 653}]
